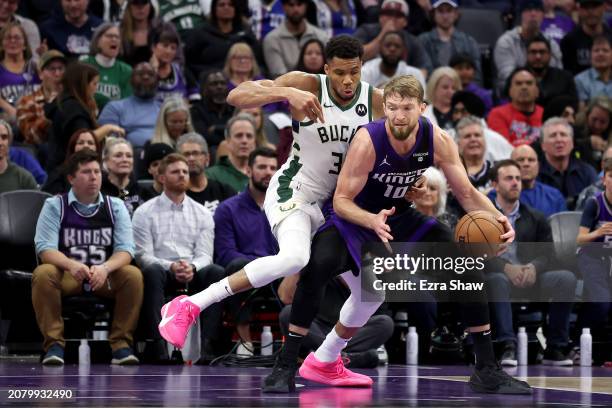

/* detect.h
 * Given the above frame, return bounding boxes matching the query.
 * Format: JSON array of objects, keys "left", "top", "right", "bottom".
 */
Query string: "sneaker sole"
[
  {"left": 42, "top": 356, "right": 64, "bottom": 366},
  {"left": 542, "top": 359, "right": 573, "bottom": 367},
  {"left": 501, "top": 359, "right": 518, "bottom": 367},
  {"left": 111, "top": 355, "right": 140, "bottom": 365},
  {"left": 299, "top": 365, "right": 373, "bottom": 387},
  {"left": 469, "top": 380, "right": 533, "bottom": 395},
  {"left": 261, "top": 378, "right": 296, "bottom": 393}
]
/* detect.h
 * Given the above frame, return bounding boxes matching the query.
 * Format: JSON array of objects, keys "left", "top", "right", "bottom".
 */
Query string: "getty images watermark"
[{"left": 359, "top": 242, "right": 595, "bottom": 303}]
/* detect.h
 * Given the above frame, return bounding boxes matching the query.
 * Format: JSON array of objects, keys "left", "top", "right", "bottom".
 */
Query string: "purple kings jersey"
[
  {"left": 0, "top": 62, "right": 40, "bottom": 106},
  {"left": 58, "top": 193, "right": 115, "bottom": 266},
  {"left": 355, "top": 116, "right": 434, "bottom": 214},
  {"left": 593, "top": 192, "right": 612, "bottom": 244}
]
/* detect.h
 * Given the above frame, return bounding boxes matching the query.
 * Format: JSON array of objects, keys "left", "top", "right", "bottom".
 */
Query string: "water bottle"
[
  {"left": 93, "top": 321, "right": 109, "bottom": 341},
  {"left": 406, "top": 326, "right": 418, "bottom": 365},
  {"left": 580, "top": 328, "right": 592, "bottom": 367},
  {"left": 261, "top": 326, "right": 273, "bottom": 356},
  {"left": 79, "top": 339, "right": 90, "bottom": 365},
  {"left": 517, "top": 327, "right": 528, "bottom": 366}
]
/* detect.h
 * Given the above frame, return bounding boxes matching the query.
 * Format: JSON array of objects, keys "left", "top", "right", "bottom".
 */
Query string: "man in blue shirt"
[
  {"left": 213, "top": 147, "right": 278, "bottom": 355},
  {"left": 32, "top": 149, "right": 143, "bottom": 366},
  {"left": 98, "top": 62, "right": 162, "bottom": 149}
]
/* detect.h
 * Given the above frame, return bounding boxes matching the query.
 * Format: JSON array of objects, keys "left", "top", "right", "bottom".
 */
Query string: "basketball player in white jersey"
[{"left": 157, "top": 36, "right": 404, "bottom": 352}]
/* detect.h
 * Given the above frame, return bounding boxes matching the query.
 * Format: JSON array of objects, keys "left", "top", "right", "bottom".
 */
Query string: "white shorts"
[{"left": 264, "top": 170, "right": 329, "bottom": 239}]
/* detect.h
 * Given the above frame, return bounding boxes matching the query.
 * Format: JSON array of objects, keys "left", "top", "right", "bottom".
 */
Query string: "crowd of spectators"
[{"left": 0, "top": 0, "right": 611, "bottom": 367}]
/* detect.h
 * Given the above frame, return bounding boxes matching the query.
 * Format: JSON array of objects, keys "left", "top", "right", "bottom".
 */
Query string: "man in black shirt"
[
  {"left": 561, "top": 0, "right": 612, "bottom": 75},
  {"left": 526, "top": 34, "right": 578, "bottom": 107},
  {"left": 177, "top": 132, "right": 236, "bottom": 214}
]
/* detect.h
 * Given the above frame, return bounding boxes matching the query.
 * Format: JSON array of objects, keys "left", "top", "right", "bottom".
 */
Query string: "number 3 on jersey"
[{"left": 329, "top": 152, "right": 344, "bottom": 175}]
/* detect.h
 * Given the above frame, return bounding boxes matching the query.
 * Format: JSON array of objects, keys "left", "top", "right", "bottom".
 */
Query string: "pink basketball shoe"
[
  {"left": 158, "top": 295, "right": 200, "bottom": 349},
  {"left": 298, "top": 352, "right": 373, "bottom": 387}
]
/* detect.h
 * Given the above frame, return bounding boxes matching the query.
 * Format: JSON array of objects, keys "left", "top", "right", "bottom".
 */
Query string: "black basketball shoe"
[
  {"left": 262, "top": 357, "right": 298, "bottom": 393},
  {"left": 469, "top": 364, "right": 532, "bottom": 394}
]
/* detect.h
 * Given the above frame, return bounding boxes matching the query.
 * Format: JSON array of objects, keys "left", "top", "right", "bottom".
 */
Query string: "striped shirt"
[{"left": 132, "top": 191, "right": 214, "bottom": 271}]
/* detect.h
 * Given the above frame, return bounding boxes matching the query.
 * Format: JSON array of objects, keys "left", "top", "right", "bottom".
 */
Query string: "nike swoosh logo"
[
  {"left": 323, "top": 103, "right": 333, "bottom": 108},
  {"left": 159, "top": 313, "right": 176, "bottom": 327}
]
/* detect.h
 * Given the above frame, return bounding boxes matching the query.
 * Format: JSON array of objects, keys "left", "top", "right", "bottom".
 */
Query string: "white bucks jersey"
[{"left": 278, "top": 74, "right": 373, "bottom": 203}]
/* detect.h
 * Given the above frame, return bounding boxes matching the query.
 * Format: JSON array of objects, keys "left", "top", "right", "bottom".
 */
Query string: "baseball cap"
[
  {"left": 381, "top": 0, "right": 409, "bottom": 16},
  {"left": 519, "top": 0, "right": 543, "bottom": 13},
  {"left": 432, "top": 0, "right": 458, "bottom": 8},
  {"left": 144, "top": 143, "right": 174, "bottom": 169},
  {"left": 38, "top": 50, "right": 66, "bottom": 71}
]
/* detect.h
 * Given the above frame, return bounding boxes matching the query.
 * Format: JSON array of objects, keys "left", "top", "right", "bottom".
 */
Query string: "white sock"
[
  {"left": 184, "top": 277, "right": 234, "bottom": 310},
  {"left": 314, "top": 328, "right": 350, "bottom": 363}
]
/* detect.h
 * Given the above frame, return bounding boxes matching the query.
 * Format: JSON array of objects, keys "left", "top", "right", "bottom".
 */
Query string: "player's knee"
[{"left": 280, "top": 249, "right": 310, "bottom": 275}]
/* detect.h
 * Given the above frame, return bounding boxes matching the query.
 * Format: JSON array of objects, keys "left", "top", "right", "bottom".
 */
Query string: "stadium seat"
[{"left": 548, "top": 211, "right": 582, "bottom": 274}]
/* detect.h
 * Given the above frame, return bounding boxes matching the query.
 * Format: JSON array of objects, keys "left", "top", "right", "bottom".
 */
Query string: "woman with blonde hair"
[
  {"left": 150, "top": 96, "right": 194, "bottom": 147},
  {"left": 424, "top": 66, "right": 462, "bottom": 131},
  {"left": 223, "top": 42, "right": 263, "bottom": 91},
  {"left": 413, "top": 167, "right": 458, "bottom": 229},
  {"left": 0, "top": 21, "right": 39, "bottom": 120},
  {"left": 101, "top": 137, "right": 143, "bottom": 216}
]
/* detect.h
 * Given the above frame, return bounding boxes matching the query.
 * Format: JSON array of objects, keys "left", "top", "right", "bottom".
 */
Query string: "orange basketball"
[{"left": 454, "top": 210, "right": 505, "bottom": 258}]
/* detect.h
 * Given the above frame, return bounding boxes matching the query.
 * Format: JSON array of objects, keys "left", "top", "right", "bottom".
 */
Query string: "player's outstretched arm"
[
  {"left": 434, "top": 127, "right": 515, "bottom": 243},
  {"left": 371, "top": 88, "right": 385, "bottom": 120},
  {"left": 226, "top": 71, "right": 324, "bottom": 123}
]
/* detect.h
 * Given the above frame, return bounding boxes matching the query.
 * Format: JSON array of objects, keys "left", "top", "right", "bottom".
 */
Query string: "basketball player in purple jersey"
[{"left": 264, "top": 75, "right": 533, "bottom": 395}]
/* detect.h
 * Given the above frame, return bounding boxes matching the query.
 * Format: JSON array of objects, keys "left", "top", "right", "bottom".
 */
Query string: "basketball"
[{"left": 454, "top": 210, "right": 505, "bottom": 258}]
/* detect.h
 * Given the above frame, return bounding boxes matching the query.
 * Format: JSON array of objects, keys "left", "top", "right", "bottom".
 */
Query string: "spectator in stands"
[
  {"left": 46, "top": 62, "right": 125, "bottom": 172},
  {"left": 190, "top": 70, "right": 233, "bottom": 155},
  {"left": 361, "top": 31, "right": 425, "bottom": 89},
  {"left": 541, "top": 0, "right": 576, "bottom": 45},
  {"left": 574, "top": 35, "right": 612, "bottom": 105},
  {"left": 32, "top": 149, "right": 143, "bottom": 366},
  {"left": 542, "top": 95, "right": 579, "bottom": 124},
  {"left": 418, "top": 0, "right": 483, "bottom": 84},
  {"left": 423, "top": 66, "right": 461, "bottom": 131},
  {"left": 576, "top": 157, "right": 612, "bottom": 346},
  {"left": 8, "top": 144, "right": 46, "bottom": 184},
  {"left": 150, "top": 96, "right": 194, "bottom": 148},
  {"left": 140, "top": 142, "right": 174, "bottom": 201},
  {"left": 538, "top": 117, "right": 597, "bottom": 209},
  {"left": 494, "top": 0, "right": 563, "bottom": 94},
  {"left": 414, "top": 166, "right": 459, "bottom": 230},
  {"left": 576, "top": 146, "right": 612, "bottom": 209},
  {"left": 508, "top": 144, "right": 567, "bottom": 217},
  {"left": 355, "top": 0, "right": 432, "bottom": 74},
  {"left": 486, "top": 159, "right": 576, "bottom": 367},
  {"left": 561, "top": 0, "right": 612, "bottom": 75},
  {"left": 80, "top": 23, "right": 133, "bottom": 111},
  {"left": 16, "top": 50, "right": 65, "bottom": 146},
  {"left": 574, "top": 95, "right": 612, "bottom": 169},
  {"left": 101, "top": 137, "right": 143, "bottom": 216},
  {"left": 0, "top": 22, "right": 40, "bottom": 121},
  {"left": 224, "top": 42, "right": 265, "bottom": 94},
  {"left": 185, "top": 0, "right": 260, "bottom": 77},
  {"left": 0, "top": 118, "right": 36, "bottom": 192},
  {"left": 150, "top": 23, "right": 199, "bottom": 102},
  {"left": 98, "top": 62, "right": 161, "bottom": 148},
  {"left": 157, "top": 0, "right": 206, "bottom": 42},
  {"left": 42, "top": 129, "right": 101, "bottom": 194},
  {"left": 205, "top": 113, "right": 256, "bottom": 191},
  {"left": 89, "top": 0, "right": 125, "bottom": 21},
  {"left": 132, "top": 153, "right": 225, "bottom": 364},
  {"left": 263, "top": 0, "right": 328, "bottom": 78},
  {"left": 449, "top": 53, "right": 493, "bottom": 114},
  {"left": 277, "top": 273, "right": 393, "bottom": 368},
  {"left": 310, "top": 0, "right": 357, "bottom": 37},
  {"left": 40, "top": 0, "right": 103, "bottom": 59},
  {"left": 525, "top": 34, "right": 578, "bottom": 108},
  {"left": 450, "top": 90, "right": 513, "bottom": 161},
  {"left": 247, "top": 0, "right": 286, "bottom": 41},
  {"left": 177, "top": 132, "right": 235, "bottom": 213},
  {"left": 119, "top": 0, "right": 156, "bottom": 67},
  {"left": 213, "top": 147, "right": 278, "bottom": 356},
  {"left": 456, "top": 116, "right": 493, "bottom": 193},
  {"left": 215, "top": 106, "right": 275, "bottom": 161},
  {"left": 487, "top": 68, "right": 543, "bottom": 146},
  {"left": 295, "top": 39, "right": 325, "bottom": 74},
  {"left": 0, "top": 0, "right": 41, "bottom": 56}
]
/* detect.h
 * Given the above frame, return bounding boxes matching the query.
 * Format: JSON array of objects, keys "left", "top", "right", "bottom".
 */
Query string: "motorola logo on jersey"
[
  {"left": 355, "top": 104, "right": 367, "bottom": 117},
  {"left": 317, "top": 125, "right": 358, "bottom": 144}
]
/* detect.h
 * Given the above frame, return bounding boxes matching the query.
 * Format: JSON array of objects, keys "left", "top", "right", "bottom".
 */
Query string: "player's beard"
[{"left": 389, "top": 122, "right": 415, "bottom": 141}]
